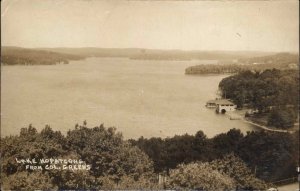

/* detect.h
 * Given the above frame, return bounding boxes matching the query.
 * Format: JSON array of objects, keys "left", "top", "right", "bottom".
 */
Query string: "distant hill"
[
  {"left": 39, "top": 47, "right": 273, "bottom": 61},
  {"left": 37, "top": 47, "right": 143, "bottom": 58},
  {"left": 237, "top": 52, "right": 299, "bottom": 65},
  {"left": 1, "top": 46, "right": 282, "bottom": 65},
  {"left": 1, "top": 46, "right": 84, "bottom": 65},
  {"left": 185, "top": 53, "right": 299, "bottom": 75}
]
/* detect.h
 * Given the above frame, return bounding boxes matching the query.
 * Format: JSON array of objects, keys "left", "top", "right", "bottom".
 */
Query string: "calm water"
[{"left": 1, "top": 57, "right": 257, "bottom": 139}]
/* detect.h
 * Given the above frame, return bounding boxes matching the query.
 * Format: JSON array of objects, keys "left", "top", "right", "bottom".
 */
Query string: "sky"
[{"left": 1, "top": 0, "right": 299, "bottom": 52}]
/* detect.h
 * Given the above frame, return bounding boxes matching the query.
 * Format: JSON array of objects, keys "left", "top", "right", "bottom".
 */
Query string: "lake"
[{"left": 1, "top": 57, "right": 258, "bottom": 139}]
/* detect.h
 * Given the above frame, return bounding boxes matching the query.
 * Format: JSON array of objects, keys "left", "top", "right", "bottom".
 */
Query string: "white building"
[{"left": 215, "top": 99, "right": 236, "bottom": 113}]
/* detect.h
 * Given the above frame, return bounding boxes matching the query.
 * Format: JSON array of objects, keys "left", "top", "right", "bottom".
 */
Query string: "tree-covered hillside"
[
  {"left": 238, "top": 52, "right": 299, "bottom": 65},
  {"left": 219, "top": 69, "right": 299, "bottom": 128},
  {"left": 185, "top": 53, "right": 299, "bottom": 75},
  {"left": 1, "top": 47, "right": 84, "bottom": 65},
  {"left": 219, "top": 69, "right": 299, "bottom": 109}
]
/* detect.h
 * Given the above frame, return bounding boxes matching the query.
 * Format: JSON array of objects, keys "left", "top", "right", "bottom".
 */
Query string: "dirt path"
[{"left": 242, "top": 119, "right": 295, "bottom": 133}]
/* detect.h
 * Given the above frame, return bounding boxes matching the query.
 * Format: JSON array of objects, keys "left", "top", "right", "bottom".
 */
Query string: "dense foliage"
[
  {"left": 1, "top": 122, "right": 297, "bottom": 190},
  {"left": 167, "top": 154, "right": 269, "bottom": 190},
  {"left": 219, "top": 69, "right": 299, "bottom": 109},
  {"left": 267, "top": 108, "right": 298, "bottom": 128},
  {"left": 209, "top": 154, "right": 268, "bottom": 190},
  {"left": 219, "top": 69, "right": 299, "bottom": 128},
  {"left": 2, "top": 123, "right": 289, "bottom": 190},
  {"left": 166, "top": 162, "right": 235, "bottom": 190},
  {"left": 1, "top": 47, "right": 84, "bottom": 65},
  {"left": 130, "top": 129, "right": 299, "bottom": 183},
  {"left": 1, "top": 123, "right": 157, "bottom": 190}
]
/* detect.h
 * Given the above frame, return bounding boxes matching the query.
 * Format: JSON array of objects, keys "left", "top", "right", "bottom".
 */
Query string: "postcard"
[{"left": 1, "top": 0, "right": 299, "bottom": 190}]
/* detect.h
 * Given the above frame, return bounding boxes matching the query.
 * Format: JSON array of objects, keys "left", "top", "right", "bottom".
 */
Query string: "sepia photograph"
[{"left": 1, "top": 0, "right": 299, "bottom": 190}]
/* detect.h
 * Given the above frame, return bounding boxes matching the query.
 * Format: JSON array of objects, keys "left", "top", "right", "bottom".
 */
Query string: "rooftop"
[
  {"left": 207, "top": 99, "right": 235, "bottom": 105},
  {"left": 215, "top": 99, "right": 235, "bottom": 105}
]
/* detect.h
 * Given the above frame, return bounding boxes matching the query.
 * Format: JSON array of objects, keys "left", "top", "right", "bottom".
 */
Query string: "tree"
[
  {"left": 66, "top": 125, "right": 154, "bottom": 180},
  {"left": 166, "top": 162, "right": 235, "bottom": 190},
  {"left": 237, "top": 131, "right": 299, "bottom": 182},
  {"left": 210, "top": 154, "right": 269, "bottom": 190},
  {"left": 212, "top": 128, "right": 243, "bottom": 157}
]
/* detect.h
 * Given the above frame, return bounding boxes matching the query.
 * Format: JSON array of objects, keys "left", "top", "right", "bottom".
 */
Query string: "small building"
[{"left": 215, "top": 99, "right": 236, "bottom": 113}]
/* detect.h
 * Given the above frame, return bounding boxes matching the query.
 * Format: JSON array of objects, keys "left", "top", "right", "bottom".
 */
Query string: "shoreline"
[
  {"left": 242, "top": 119, "right": 293, "bottom": 133},
  {"left": 226, "top": 110, "right": 296, "bottom": 133}
]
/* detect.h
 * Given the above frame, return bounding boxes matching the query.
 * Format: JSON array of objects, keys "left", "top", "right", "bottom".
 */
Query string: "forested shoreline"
[
  {"left": 185, "top": 53, "right": 299, "bottom": 75},
  {"left": 1, "top": 47, "right": 84, "bottom": 65},
  {"left": 219, "top": 69, "right": 299, "bottom": 129},
  {"left": 1, "top": 123, "right": 298, "bottom": 190}
]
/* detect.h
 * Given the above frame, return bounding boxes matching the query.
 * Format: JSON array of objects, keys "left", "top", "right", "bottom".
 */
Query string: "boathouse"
[{"left": 215, "top": 99, "right": 236, "bottom": 113}]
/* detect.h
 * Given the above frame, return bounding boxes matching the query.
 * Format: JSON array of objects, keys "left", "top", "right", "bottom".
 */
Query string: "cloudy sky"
[{"left": 1, "top": 0, "right": 299, "bottom": 52}]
